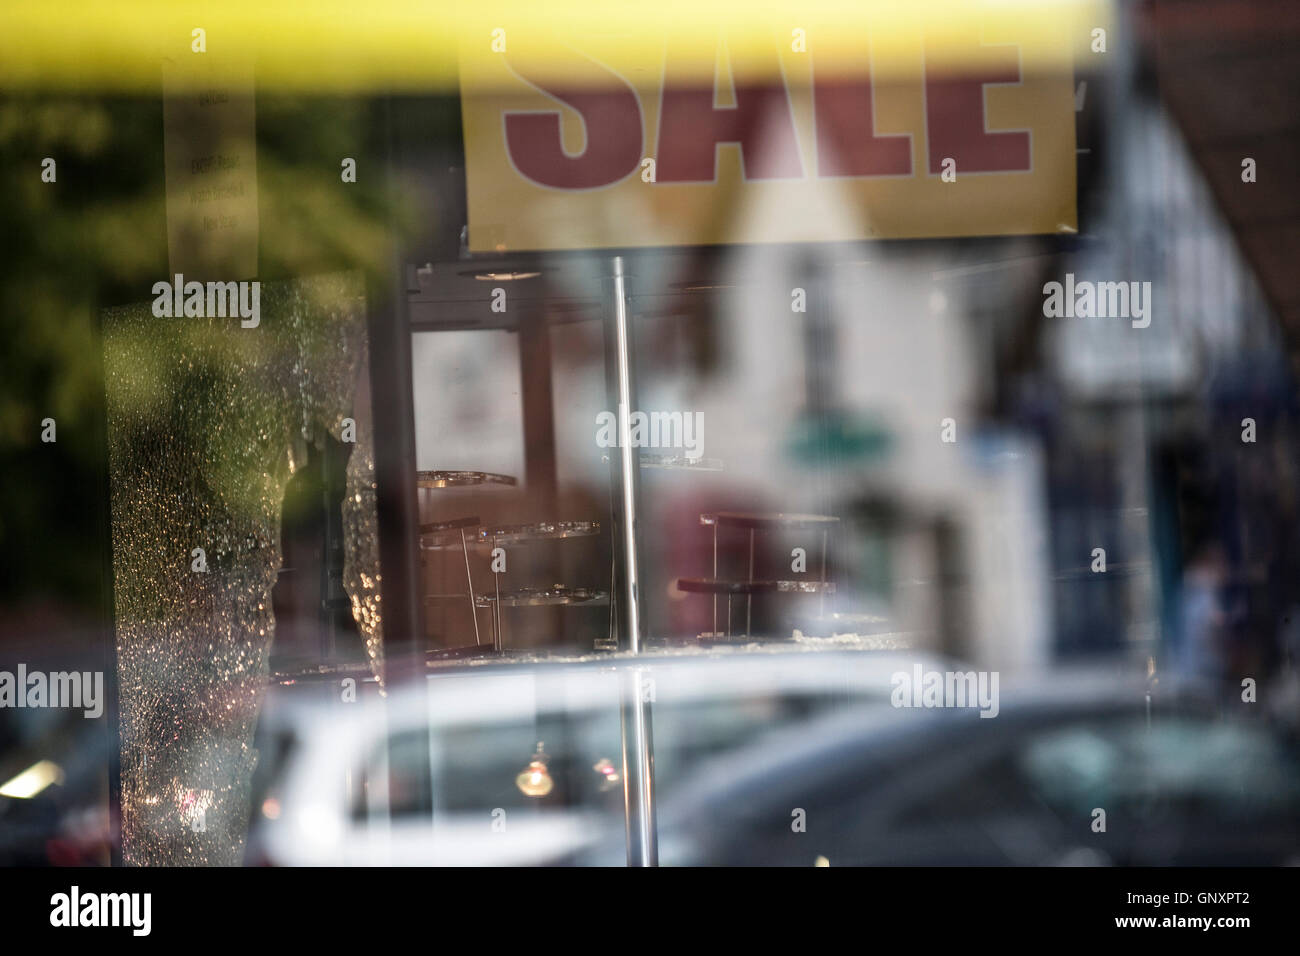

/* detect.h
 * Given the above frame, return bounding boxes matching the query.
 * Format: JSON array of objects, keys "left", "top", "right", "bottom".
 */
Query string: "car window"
[
  {"left": 1020, "top": 717, "right": 1300, "bottom": 821},
  {"left": 354, "top": 709, "right": 625, "bottom": 822},
  {"left": 650, "top": 690, "right": 850, "bottom": 791},
  {"left": 383, "top": 727, "right": 434, "bottom": 820},
  {"left": 434, "top": 716, "right": 574, "bottom": 813},
  {"left": 688, "top": 713, "right": 1300, "bottom": 866}
]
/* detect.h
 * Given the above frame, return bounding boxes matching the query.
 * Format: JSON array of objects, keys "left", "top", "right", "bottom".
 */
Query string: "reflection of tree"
[
  {"left": 0, "top": 94, "right": 412, "bottom": 619},
  {"left": 0, "top": 93, "right": 417, "bottom": 863}
]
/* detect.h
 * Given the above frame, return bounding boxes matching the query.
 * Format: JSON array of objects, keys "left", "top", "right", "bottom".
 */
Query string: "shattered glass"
[{"left": 103, "top": 272, "right": 383, "bottom": 865}]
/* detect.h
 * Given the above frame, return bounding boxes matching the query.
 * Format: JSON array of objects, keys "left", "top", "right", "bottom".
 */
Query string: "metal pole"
[
  {"left": 604, "top": 255, "right": 657, "bottom": 866},
  {"left": 819, "top": 528, "right": 828, "bottom": 619},
  {"left": 711, "top": 523, "right": 718, "bottom": 636},
  {"left": 747, "top": 528, "right": 754, "bottom": 636},
  {"left": 493, "top": 533, "right": 502, "bottom": 652}
]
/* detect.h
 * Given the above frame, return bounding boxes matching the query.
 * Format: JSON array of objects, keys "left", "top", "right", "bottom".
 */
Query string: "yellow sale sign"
[{"left": 459, "top": 13, "right": 1078, "bottom": 252}]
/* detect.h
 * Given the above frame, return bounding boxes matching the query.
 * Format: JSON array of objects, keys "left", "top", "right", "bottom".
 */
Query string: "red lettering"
[
  {"left": 503, "top": 65, "right": 642, "bottom": 189},
  {"left": 924, "top": 46, "right": 1031, "bottom": 174},
  {"left": 813, "top": 73, "right": 911, "bottom": 177},
  {"left": 657, "top": 46, "right": 802, "bottom": 182}
]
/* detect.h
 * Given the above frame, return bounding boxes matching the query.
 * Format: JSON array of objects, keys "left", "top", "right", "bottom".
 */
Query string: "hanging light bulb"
[
  {"left": 516, "top": 742, "right": 554, "bottom": 798},
  {"left": 592, "top": 758, "right": 620, "bottom": 792}
]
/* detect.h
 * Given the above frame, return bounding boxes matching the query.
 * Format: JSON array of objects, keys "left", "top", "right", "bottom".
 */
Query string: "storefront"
[{"left": 9, "top": 1, "right": 1284, "bottom": 868}]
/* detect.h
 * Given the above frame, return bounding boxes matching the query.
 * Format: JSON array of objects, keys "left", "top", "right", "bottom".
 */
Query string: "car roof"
[
  {"left": 259, "top": 645, "right": 959, "bottom": 736},
  {"left": 656, "top": 674, "right": 1224, "bottom": 829}
]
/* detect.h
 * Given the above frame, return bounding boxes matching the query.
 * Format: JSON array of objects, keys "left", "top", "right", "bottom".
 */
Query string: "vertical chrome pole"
[
  {"left": 746, "top": 528, "right": 755, "bottom": 636},
  {"left": 604, "top": 255, "right": 657, "bottom": 866},
  {"left": 819, "top": 528, "right": 828, "bottom": 618},
  {"left": 711, "top": 523, "right": 718, "bottom": 636},
  {"left": 492, "top": 533, "right": 502, "bottom": 652}
]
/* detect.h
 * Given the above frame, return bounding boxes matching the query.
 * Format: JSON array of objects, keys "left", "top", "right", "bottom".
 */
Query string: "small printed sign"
[{"left": 162, "top": 53, "right": 259, "bottom": 279}]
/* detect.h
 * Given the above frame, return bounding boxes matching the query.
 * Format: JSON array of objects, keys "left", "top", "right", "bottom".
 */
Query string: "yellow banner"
[{"left": 460, "top": 12, "right": 1080, "bottom": 251}]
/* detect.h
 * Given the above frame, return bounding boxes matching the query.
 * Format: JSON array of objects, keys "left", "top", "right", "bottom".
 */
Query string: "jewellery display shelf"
[
  {"left": 417, "top": 471, "right": 516, "bottom": 653},
  {"left": 417, "top": 470, "right": 518, "bottom": 490},
  {"left": 409, "top": 270, "right": 728, "bottom": 658},
  {"left": 677, "top": 512, "right": 840, "bottom": 643},
  {"left": 418, "top": 475, "right": 606, "bottom": 652}
]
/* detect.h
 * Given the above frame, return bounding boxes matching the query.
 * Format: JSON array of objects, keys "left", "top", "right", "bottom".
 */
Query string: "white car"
[{"left": 247, "top": 645, "right": 953, "bottom": 866}]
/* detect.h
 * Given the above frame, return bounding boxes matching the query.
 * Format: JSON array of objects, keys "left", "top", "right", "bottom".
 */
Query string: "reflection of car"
[
  {"left": 610, "top": 676, "right": 1300, "bottom": 866},
  {"left": 246, "top": 648, "right": 950, "bottom": 866}
]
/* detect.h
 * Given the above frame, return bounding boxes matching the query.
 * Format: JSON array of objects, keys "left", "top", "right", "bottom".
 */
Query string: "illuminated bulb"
[
  {"left": 592, "top": 758, "right": 620, "bottom": 791},
  {"left": 516, "top": 742, "right": 554, "bottom": 798}
]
